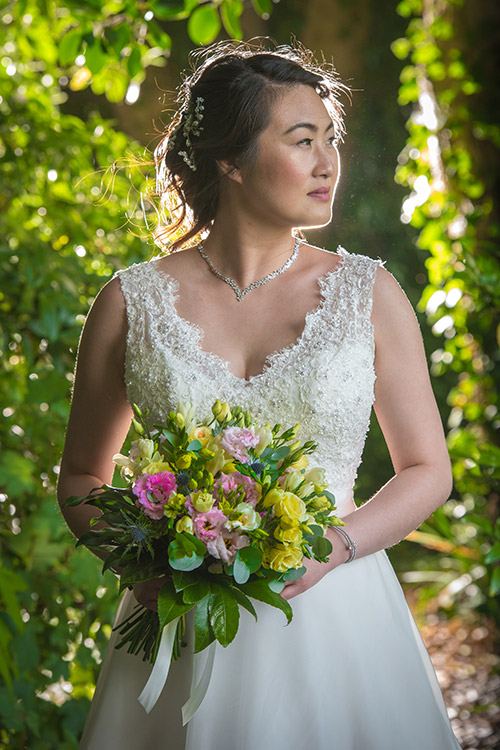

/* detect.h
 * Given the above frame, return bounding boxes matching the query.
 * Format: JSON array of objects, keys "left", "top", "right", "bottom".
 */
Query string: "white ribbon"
[
  {"left": 182, "top": 641, "right": 216, "bottom": 725},
  {"left": 138, "top": 619, "right": 217, "bottom": 724},
  {"left": 138, "top": 617, "right": 180, "bottom": 713}
]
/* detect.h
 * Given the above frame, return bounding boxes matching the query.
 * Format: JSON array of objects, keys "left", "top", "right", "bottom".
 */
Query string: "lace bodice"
[{"left": 116, "top": 246, "right": 386, "bottom": 516}]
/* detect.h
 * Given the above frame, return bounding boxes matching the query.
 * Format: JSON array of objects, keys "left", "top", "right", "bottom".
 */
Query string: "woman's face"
[{"left": 232, "top": 84, "right": 341, "bottom": 230}]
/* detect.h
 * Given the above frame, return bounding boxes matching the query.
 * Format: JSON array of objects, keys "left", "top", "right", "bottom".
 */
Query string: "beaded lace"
[{"left": 114, "top": 247, "right": 386, "bottom": 515}]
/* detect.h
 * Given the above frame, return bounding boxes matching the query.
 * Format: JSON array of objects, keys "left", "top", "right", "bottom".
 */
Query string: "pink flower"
[
  {"left": 206, "top": 531, "right": 250, "bottom": 565},
  {"left": 192, "top": 508, "right": 227, "bottom": 543},
  {"left": 220, "top": 427, "right": 260, "bottom": 463},
  {"left": 214, "top": 472, "right": 260, "bottom": 507},
  {"left": 132, "top": 471, "right": 177, "bottom": 520}
]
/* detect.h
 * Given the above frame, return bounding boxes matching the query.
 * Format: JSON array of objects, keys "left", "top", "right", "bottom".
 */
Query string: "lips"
[{"left": 307, "top": 188, "right": 330, "bottom": 201}]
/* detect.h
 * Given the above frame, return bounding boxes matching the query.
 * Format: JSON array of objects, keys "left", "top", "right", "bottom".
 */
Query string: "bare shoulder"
[
  {"left": 300, "top": 243, "right": 343, "bottom": 274},
  {"left": 372, "top": 264, "right": 421, "bottom": 348}
]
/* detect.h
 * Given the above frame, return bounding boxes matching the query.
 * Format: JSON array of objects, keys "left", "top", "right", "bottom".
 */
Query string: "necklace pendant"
[{"left": 198, "top": 237, "right": 301, "bottom": 302}]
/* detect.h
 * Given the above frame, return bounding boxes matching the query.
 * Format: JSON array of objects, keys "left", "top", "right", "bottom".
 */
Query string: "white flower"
[{"left": 225, "top": 502, "right": 261, "bottom": 532}]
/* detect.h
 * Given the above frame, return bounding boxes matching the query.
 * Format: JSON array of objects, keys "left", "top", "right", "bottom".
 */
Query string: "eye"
[{"left": 298, "top": 138, "right": 313, "bottom": 146}]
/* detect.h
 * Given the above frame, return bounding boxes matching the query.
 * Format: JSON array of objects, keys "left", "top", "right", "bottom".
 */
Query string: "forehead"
[{"left": 268, "top": 84, "right": 332, "bottom": 130}]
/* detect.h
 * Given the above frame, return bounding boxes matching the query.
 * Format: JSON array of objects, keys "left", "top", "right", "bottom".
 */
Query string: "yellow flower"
[
  {"left": 252, "top": 424, "right": 273, "bottom": 455},
  {"left": 212, "top": 400, "right": 232, "bottom": 423},
  {"left": 222, "top": 460, "right": 237, "bottom": 473},
  {"left": 142, "top": 461, "right": 172, "bottom": 475},
  {"left": 175, "top": 516, "right": 193, "bottom": 534},
  {"left": 264, "top": 544, "right": 303, "bottom": 572},
  {"left": 188, "top": 425, "right": 213, "bottom": 448},
  {"left": 290, "top": 454, "right": 309, "bottom": 471},
  {"left": 225, "top": 503, "right": 261, "bottom": 532},
  {"left": 274, "top": 492, "right": 307, "bottom": 522},
  {"left": 274, "top": 524, "right": 303, "bottom": 544},
  {"left": 205, "top": 436, "right": 227, "bottom": 474},
  {"left": 176, "top": 454, "right": 193, "bottom": 470},
  {"left": 308, "top": 495, "right": 333, "bottom": 513},
  {"left": 191, "top": 490, "right": 215, "bottom": 513},
  {"left": 261, "top": 487, "right": 285, "bottom": 510},
  {"left": 282, "top": 469, "right": 303, "bottom": 492}
]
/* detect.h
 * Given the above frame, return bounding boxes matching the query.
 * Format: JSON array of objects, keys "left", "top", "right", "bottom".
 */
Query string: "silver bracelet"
[{"left": 331, "top": 526, "right": 357, "bottom": 563}]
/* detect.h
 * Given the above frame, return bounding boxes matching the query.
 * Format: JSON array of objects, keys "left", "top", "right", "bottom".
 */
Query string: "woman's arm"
[
  {"left": 57, "top": 276, "right": 133, "bottom": 548},
  {"left": 283, "top": 264, "right": 453, "bottom": 599}
]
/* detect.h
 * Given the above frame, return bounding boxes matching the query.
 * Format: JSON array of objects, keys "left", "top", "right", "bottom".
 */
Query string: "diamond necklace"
[{"left": 197, "top": 237, "right": 301, "bottom": 302}]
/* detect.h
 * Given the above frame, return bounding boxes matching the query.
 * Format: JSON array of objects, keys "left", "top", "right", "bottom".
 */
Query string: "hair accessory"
[
  {"left": 198, "top": 237, "right": 301, "bottom": 302},
  {"left": 331, "top": 526, "right": 356, "bottom": 563},
  {"left": 171, "top": 96, "right": 204, "bottom": 172}
]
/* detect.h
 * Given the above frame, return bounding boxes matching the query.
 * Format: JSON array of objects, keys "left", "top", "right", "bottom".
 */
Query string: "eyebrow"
[{"left": 283, "top": 121, "right": 335, "bottom": 136}]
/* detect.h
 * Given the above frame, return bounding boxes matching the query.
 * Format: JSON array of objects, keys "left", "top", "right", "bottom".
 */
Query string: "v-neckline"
[{"left": 149, "top": 247, "right": 349, "bottom": 385}]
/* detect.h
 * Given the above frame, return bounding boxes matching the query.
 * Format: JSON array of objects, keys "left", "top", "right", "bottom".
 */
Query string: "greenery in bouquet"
[{"left": 64, "top": 400, "right": 345, "bottom": 665}]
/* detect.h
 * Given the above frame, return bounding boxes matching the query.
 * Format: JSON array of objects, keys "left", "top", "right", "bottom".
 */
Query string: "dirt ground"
[{"left": 416, "top": 610, "right": 500, "bottom": 749}]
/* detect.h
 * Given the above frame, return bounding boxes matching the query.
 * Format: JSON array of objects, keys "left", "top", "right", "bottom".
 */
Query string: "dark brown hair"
[{"left": 152, "top": 38, "right": 349, "bottom": 253}]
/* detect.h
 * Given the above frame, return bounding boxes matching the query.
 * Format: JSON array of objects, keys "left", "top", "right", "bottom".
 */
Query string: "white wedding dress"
[{"left": 79, "top": 246, "right": 462, "bottom": 750}]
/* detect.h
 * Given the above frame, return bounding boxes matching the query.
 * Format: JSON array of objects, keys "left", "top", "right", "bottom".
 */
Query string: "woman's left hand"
[{"left": 280, "top": 530, "right": 350, "bottom": 600}]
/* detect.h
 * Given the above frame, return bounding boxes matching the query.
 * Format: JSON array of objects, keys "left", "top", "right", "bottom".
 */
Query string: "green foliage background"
[{"left": 0, "top": 0, "right": 498, "bottom": 746}]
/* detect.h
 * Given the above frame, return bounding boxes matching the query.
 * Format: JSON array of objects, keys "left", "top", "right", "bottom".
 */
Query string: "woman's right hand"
[{"left": 133, "top": 578, "right": 166, "bottom": 612}]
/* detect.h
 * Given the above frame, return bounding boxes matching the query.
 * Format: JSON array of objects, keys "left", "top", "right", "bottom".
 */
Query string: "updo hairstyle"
[{"left": 153, "top": 39, "right": 348, "bottom": 252}]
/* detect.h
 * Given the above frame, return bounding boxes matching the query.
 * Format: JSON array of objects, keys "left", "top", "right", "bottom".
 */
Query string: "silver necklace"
[{"left": 198, "top": 237, "right": 301, "bottom": 302}]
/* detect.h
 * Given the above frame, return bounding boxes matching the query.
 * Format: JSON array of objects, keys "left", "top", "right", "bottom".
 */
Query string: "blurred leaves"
[
  {"left": 393, "top": 0, "right": 500, "bottom": 623},
  {"left": 0, "top": 0, "right": 276, "bottom": 745}
]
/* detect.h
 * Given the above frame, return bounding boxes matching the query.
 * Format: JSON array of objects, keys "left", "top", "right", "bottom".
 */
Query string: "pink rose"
[
  {"left": 213, "top": 472, "right": 260, "bottom": 507},
  {"left": 206, "top": 531, "right": 250, "bottom": 565},
  {"left": 192, "top": 508, "right": 227, "bottom": 543},
  {"left": 132, "top": 471, "right": 177, "bottom": 520},
  {"left": 220, "top": 427, "right": 260, "bottom": 463}
]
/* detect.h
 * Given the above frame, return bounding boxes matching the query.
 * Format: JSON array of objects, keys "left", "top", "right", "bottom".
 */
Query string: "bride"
[{"left": 57, "top": 39, "right": 462, "bottom": 749}]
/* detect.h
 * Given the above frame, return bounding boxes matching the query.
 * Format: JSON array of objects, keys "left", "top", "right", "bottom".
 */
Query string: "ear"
[{"left": 216, "top": 158, "right": 243, "bottom": 185}]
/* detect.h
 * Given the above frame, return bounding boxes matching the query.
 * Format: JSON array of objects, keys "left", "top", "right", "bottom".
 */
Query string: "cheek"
[{"left": 261, "top": 156, "right": 308, "bottom": 190}]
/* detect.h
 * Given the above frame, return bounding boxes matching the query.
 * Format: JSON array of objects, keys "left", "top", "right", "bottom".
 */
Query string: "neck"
[{"left": 201, "top": 222, "right": 298, "bottom": 290}]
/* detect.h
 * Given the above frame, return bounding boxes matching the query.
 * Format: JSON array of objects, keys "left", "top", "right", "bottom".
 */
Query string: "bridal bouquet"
[{"left": 64, "top": 400, "right": 344, "bottom": 666}]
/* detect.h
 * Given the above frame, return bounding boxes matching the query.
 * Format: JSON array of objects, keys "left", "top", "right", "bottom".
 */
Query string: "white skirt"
[{"left": 79, "top": 549, "right": 462, "bottom": 750}]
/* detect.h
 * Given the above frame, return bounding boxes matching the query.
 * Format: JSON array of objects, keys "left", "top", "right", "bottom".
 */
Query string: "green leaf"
[
  {"left": 485, "top": 543, "right": 500, "bottom": 564},
  {"left": 104, "top": 24, "right": 130, "bottom": 55},
  {"left": 59, "top": 29, "right": 81, "bottom": 65},
  {"left": 172, "top": 570, "right": 200, "bottom": 592},
  {"left": 127, "top": 46, "right": 142, "bottom": 78},
  {"left": 162, "top": 429, "right": 181, "bottom": 447},
  {"left": 209, "top": 584, "right": 239, "bottom": 647},
  {"left": 268, "top": 578, "right": 285, "bottom": 593},
  {"left": 251, "top": 0, "right": 272, "bottom": 17},
  {"left": 237, "top": 546, "right": 262, "bottom": 573},
  {"left": 187, "top": 6, "right": 221, "bottom": 46},
  {"left": 85, "top": 39, "right": 107, "bottom": 75},
  {"left": 220, "top": 0, "right": 243, "bottom": 40},
  {"left": 239, "top": 579, "right": 293, "bottom": 624},
  {"left": 187, "top": 439, "right": 202, "bottom": 451},
  {"left": 157, "top": 580, "right": 193, "bottom": 630},
  {"left": 489, "top": 567, "right": 500, "bottom": 597},
  {"left": 308, "top": 535, "right": 332, "bottom": 558},
  {"left": 182, "top": 578, "right": 210, "bottom": 604},
  {"left": 194, "top": 594, "right": 215, "bottom": 653},
  {"left": 227, "top": 585, "right": 257, "bottom": 621},
  {"left": 169, "top": 552, "right": 204, "bottom": 572},
  {"left": 282, "top": 566, "right": 306, "bottom": 582},
  {"left": 232, "top": 555, "right": 250, "bottom": 584}
]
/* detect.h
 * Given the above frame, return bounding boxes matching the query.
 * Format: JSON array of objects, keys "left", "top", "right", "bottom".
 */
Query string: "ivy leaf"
[
  {"left": 209, "top": 583, "right": 239, "bottom": 647},
  {"left": 127, "top": 46, "right": 142, "bottom": 78},
  {"left": 157, "top": 579, "right": 193, "bottom": 631},
  {"left": 220, "top": 0, "right": 243, "bottom": 40},
  {"left": 239, "top": 579, "right": 293, "bottom": 625},
  {"left": 251, "top": 0, "right": 272, "bottom": 17},
  {"left": 187, "top": 6, "right": 221, "bottom": 46},
  {"left": 194, "top": 594, "right": 215, "bottom": 653},
  {"left": 59, "top": 29, "right": 82, "bottom": 65}
]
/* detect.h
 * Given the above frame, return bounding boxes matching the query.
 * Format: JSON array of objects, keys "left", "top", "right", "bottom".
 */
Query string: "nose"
[{"left": 313, "top": 144, "right": 338, "bottom": 179}]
